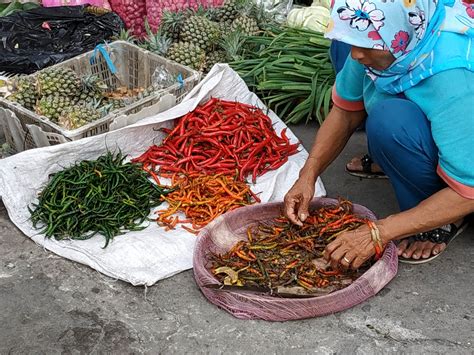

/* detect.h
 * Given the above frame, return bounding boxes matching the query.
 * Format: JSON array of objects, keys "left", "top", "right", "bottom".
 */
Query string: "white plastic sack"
[{"left": 0, "top": 65, "right": 326, "bottom": 286}]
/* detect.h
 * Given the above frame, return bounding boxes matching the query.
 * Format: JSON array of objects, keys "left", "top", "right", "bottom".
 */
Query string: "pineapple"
[
  {"left": 160, "top": 10, "right": 187, "bottom": 43},
  {"left": 204, "top": 51, "right": 229, "bottom": 73},
  {"left": 212, "top": 0, "right": 244, "bottom": 24},
  {"left": 77, "top": 74, "right": 107, "bottom": 104},
  {"left": 180, "top": 15, "right": 221, "bottom": 51},
  {"left": 217, "top": 21, "right": 232, "bottom": 35},
  {"left": 36, "top": 95, "right": 76, "bottom": 122},
  {"left": 142, "top": 20, "right": 172, "bottom": 56},
  {"left": 231, "top": 15, "right": 260, "bottom": 36},
  {"left": 105, "top": 98, "right": 127, "bottom": 111},
  {"left": 58, "top": 105, "right": 102, "bottom": 130},
  {"left": 37, "top": 68, "right": 81, "bottom": 97},
  {"left": 167, "top": 42, "right": 206, "bottom": 71},
  {"left": 248, "top": 2, "right": 277, "bottom": 30},
  {"left": 7, "top": 76, "right": 38, "bottom": 111}
]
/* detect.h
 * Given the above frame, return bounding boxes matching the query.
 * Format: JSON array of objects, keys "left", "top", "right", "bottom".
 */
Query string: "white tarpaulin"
[{"left": 0, "top": 65, "right": 326, "bottom": 286}]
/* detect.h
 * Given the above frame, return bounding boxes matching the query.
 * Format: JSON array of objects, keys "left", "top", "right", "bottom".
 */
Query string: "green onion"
[{"left": 231, "top": 26, "right": 336, "bottom": 124}]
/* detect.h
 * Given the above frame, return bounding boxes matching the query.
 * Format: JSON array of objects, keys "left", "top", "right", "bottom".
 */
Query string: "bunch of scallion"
[{"left": 230, "top": 26, "right": 335, "bottom": 124}]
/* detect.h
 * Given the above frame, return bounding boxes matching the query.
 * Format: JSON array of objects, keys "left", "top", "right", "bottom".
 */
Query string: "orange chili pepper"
[
  {"left": 155, "top": 174, "right": 257, "bottom": 233},
  {"left": 236, "top": 250, "right": 255, "bottom": 262}
]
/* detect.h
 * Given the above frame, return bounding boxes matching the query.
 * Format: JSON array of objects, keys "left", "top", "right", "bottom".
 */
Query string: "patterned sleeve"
[{"left": 332, "top": 56, "right": 366, "bottom": 112}]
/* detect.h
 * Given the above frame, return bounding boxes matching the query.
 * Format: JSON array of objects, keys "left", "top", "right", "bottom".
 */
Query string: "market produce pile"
[
  {"left": 231, "top": 26, "right": 335, "bottom": 124},
  {"left": 132, "top": 98, "right": 299, "bottom": 182},
  {"left": 118, "top": 0, "right": 335, "bottom": 124},
  {"left": 6, "top": 67, "right": 166, "bottom": 130},
  {"left": 29, "top": 152, "right": 171, "bottom": 248},
  {"left": 29, "top": 98, "right": 299, "bottom": 245},
  {"left": 133, "top": 0, "right": 276, "bottom": 72},
  {"left": 209, "top": 199, "right": 371, "bottom": 295},
  {"left": 156, "top": 173, "right": 259, "bottom": 233},
  {"left": 133, "top": 98, "right": 300, "bottom": 233}
]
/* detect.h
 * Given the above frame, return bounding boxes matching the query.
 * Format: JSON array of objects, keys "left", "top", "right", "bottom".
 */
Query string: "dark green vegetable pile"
[
  {"left": 29, "top": 152, "right": 171, "bottom": 248},
  {"left": 231, "top": 26, "right": 336, "bottom": 124}
]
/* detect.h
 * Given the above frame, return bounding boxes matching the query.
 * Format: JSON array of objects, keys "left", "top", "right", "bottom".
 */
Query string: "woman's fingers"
[
  {"left": 324, "top": 226, "right": 376, "bottom": 269},
  {"left": 324, "top": 238, "right": 342, "bottom": 261},
  {"left": 284, "top": 196, "right": 303, "bottom": 226},
  {"left": 352, "top": 255, "right": 366, "bottom": 269},
  {"left": 284, "top": 178, "right": 315, "bottom": 226},
  {"left": 339, "top": 252, "right": 354, "bottom": 269},
  {"left": 297, "top": 195, "right": 311, "bottom": 223},
  {"left": 324, "top": 240, "right": 348, "bottom": 268}
]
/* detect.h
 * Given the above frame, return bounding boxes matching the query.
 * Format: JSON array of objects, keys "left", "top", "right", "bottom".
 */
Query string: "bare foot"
[
  {"left": 397, "top": 220, "right": 464, "bottom": 260},
  {"left": 397, "top": 239, "right": 446, "bottom": 260},
  {"left": 346, "top": 156, "right": 384, "bottom": 174}
]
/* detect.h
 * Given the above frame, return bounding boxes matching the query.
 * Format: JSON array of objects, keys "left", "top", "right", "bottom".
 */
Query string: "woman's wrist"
[
  {"left": 375, "top": 218, "right": 397, "bottom": 245},
  {"left": 298, "top": 157, "right": 321, "bottom": 183}
]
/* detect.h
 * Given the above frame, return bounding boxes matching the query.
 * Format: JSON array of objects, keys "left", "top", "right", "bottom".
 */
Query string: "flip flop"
[
  {"left": 398, "top": 221, "right": 469, "bottom": 265},
  {"left": 345, "top": 154, "right": 388, "bottom": 179}
]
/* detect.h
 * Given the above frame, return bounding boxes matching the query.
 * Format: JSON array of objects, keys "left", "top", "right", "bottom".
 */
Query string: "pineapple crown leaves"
[
  {"left": 115, "top": 28, "right": 136, "bottom": 43},
  {"left": 247, "top": 2, "right": 278, "bottom": 29},
  {"left": 142, "top": 19, "right": 172, "bottom": 56},
  {"left": 235, "top": 0, "right": 255, "bottom": 12},
  {"left": 81, "top": 74, "right": 108, "bottom": 92},
  {"left": 187, "top": 5, "right": 213, "bottom": 19},
  {"left": 219, "top": 30, "right": 247, "bottom": 62},
  {"left": 160, "top": 10, "right": 186, "bottom": 32}
]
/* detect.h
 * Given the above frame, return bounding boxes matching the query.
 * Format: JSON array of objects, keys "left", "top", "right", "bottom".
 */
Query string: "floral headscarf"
[{"left": 325, "top": 0, "right": 474, "bottom": 94}]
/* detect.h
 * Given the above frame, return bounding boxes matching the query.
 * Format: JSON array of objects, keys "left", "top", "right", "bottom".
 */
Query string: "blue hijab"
[{"left": 325, "top": 0, "right": 474, "bottom": 94}]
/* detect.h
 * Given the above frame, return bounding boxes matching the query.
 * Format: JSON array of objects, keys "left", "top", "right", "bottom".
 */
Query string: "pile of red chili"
[
  {"left": 132, "top": 98, "right": 300, "bottom": 183},
  {"left": 210, "top": 200, "right": 371, "bottom": 294}
]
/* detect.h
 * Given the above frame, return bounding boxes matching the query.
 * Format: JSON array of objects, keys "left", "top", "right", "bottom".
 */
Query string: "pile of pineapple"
[
  {"left": 6, "top": 68, "right": 144, "bottom": 130},
  {"left": 138, "top": 0, "right": 274, "bottom": 72}
]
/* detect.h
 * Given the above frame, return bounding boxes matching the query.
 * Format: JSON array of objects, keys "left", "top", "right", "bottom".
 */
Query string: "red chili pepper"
[
  {"left": 269, "top": 156, "right": 288, "bottom": 170},
  {"left": 134, "top": 98, "right": 300, "bottom": 181}
]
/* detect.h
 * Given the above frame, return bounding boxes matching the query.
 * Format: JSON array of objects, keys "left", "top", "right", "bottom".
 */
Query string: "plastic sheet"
[
  {"left": 194, "top": 198, "right": 398, "bottom": 321},
  {"left": 0, "top": 6, "right": 123, "bottom": 74},
  {"left": 256, "top": 0, "right": 293, "bottom": 22},
  {"left": 0, "top": 65, "right": 326, "bottom": 286},
  {"left": 42, "top": 0, "right": 111, "bottom": 8}
]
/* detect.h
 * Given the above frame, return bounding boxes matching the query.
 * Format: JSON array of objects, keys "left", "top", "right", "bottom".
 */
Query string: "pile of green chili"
[{"left": 29, "top": 151, "right": 171, "bottom": 248}]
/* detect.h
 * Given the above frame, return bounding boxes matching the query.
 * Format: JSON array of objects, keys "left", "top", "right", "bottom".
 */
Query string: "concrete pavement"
[{"left": 1, "top": 123, "right": 473, "bottom": 354}]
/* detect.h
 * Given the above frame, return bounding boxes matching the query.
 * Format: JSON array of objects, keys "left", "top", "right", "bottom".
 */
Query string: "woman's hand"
[
  {"left": 284, "top": 176, "right": 316, "bottom": 226},
  {"left": 324, "top": 225, "right": 375, "bottom": 269}
]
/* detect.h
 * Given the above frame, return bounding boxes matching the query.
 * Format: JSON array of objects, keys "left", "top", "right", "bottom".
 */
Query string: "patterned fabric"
[{"left": 325, "top": 0, "right": 474, "bottom": 94}]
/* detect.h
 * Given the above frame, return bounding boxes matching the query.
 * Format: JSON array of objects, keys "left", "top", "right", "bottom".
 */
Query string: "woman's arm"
[
  {"left": 284, "top": 105, "right": 366, "bottom": 225},
  {"left": 325, "top": 187, "right": 474, "bottom": 269},
  {"left": 379, "top": 188, "right": 474, "bottom": 241}
]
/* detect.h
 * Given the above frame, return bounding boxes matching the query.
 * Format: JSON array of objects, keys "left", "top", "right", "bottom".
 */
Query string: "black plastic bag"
[{"left": 0, "top": 6, "right": 123, "bottom": 74}]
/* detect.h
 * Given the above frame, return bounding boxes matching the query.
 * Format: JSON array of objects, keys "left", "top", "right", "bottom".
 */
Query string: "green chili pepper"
[{"left": 30, "top": 151, "right": 171, "bottom": 248}]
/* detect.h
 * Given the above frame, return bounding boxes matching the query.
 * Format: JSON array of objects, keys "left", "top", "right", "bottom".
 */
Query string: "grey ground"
[{"left": 1, "top": 123, "right": 473, "bottom": 355}]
